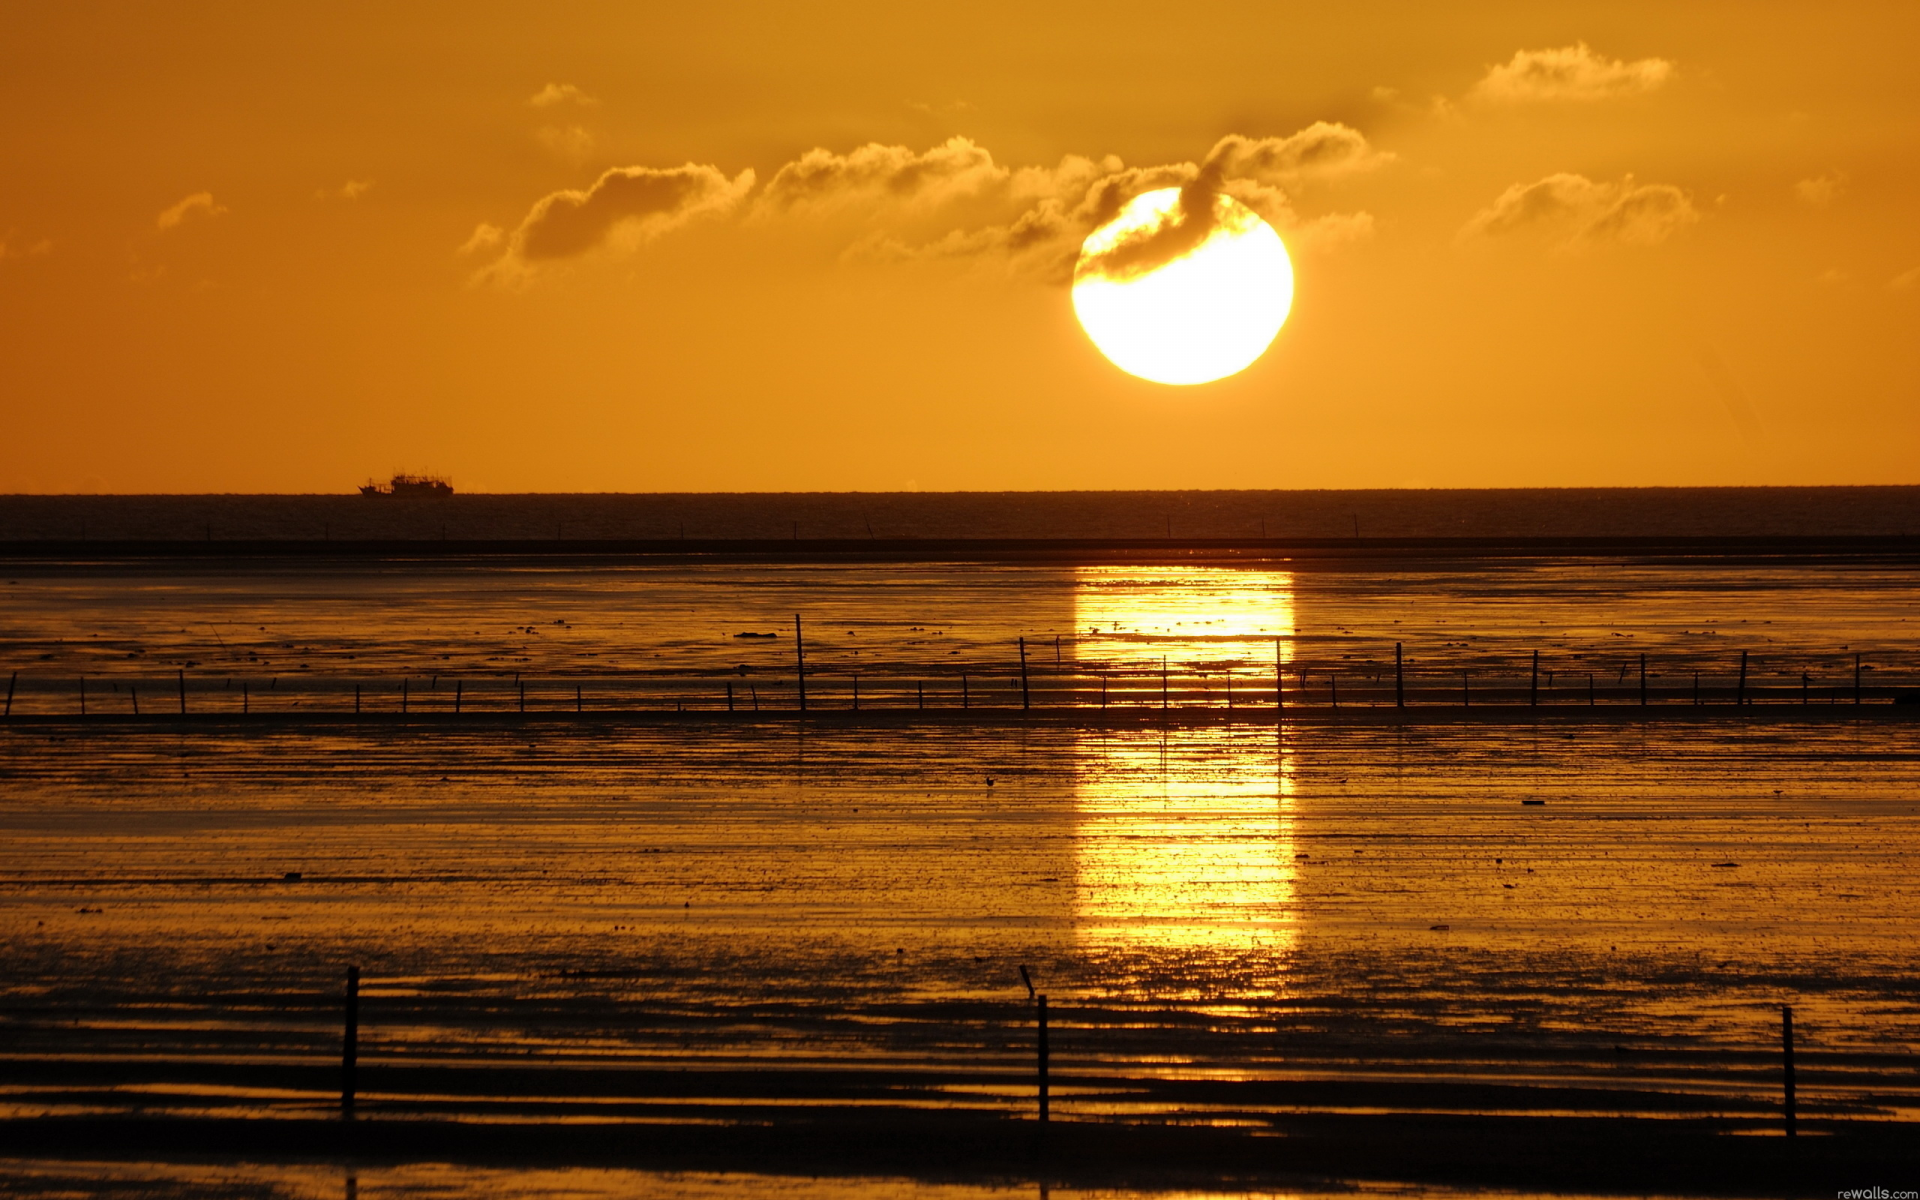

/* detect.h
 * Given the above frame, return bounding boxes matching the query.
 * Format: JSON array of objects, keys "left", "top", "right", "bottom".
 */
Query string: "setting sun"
[{"left": 1071, "top": 188, "right": 1294, "bottom": 386}]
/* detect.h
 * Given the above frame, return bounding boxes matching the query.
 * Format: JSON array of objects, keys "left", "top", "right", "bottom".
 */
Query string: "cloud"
[
  {"left": 537, "top": 124, "right": 596, "bottom": 164},
  {"left": 1459, "top": 173, "right": 1698, "bottom": 247},
  {"left": 530, "top": 83, "right": 597, "bottom": 108},
  {"left": 1470, "top": 43, "right": 1674, "bottom": 104},
  {"left": 1889, "top": 267, "right": 1920, "bottom": 292},
  {"left": 0, "top": 231, "right": 52, "bottom": 261},
  {"left": 317, "top": 179, "right": 374, "bottom": 201},
  {"left": 1794, "top": 171, "right": 1846, "bottom": 206},
  {"left": 156, "top": 191, "right": 227, "bottom": 230},
  {"left": 475, "top": 163, "right": 754, "bottom": 279},
  {"left": 477, "top": 125, "right": 1384, "bottom": 284},
  {"left": 457, "top": 223, "right": 505, "bottom": 256}
]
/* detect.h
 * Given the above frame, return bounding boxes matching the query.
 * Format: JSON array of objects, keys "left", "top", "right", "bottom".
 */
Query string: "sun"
[{"left": 1071, "top": 188, "right": 1294, "bottom": 386}]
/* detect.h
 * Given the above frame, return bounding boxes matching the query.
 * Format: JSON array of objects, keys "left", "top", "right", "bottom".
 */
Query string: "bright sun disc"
[{"left": 1072, "top": 188, "right": 1293, "bottom": 386}]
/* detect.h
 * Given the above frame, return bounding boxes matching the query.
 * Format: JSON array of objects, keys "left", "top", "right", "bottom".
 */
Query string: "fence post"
[
  {"left": 1037, "top": 993, "right": 1050, "bottom": 1123},
  {"left": 343, "top": 966, "right": 360, "bottom": 1118},
  {"left": 1782, "top": 1004, "right": 1796, "bottom": 1138},
  {"left": 1018, "top": 638, "right": 1030, "bottom": 710},
  {"left": 794, "top": 615, "right": 807, "bottom": 712}
]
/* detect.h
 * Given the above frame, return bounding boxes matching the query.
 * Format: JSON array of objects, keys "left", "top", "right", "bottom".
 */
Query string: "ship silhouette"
[{"left": 359, "top": 472, "right": 453, "bottom": 498}]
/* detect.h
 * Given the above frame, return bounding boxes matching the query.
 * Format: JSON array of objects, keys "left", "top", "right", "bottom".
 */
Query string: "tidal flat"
[{"left": 1, "top": 553, "right": 1917, "bottom": 1194}]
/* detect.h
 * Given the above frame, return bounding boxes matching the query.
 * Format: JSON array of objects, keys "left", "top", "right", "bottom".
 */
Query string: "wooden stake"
[
  {"left": 1854, "top": 653, "right": 1862, "bottom": 705},
  {"left": 4, "top": 671, "right": 14, "bottom": 718},
  {"left": 1329, "top": 672, "right": 1338, "bottom": 708},
  {"left": 962, "top": 674, "right": 968, "bottom": 710},
  {"left": 1782, "top": 1004, "right": 1796, "bottom": 1138},
  {"left": 917, "top": 681, "right": 923, "bottom": 710},
  {"left": 518, "top": 681, "right": 525, "bottom": 713},
  {"left": 243, "top": 681, "right": 249, "bottom": 714},
  {"left": 401, "top": 678, "right": 408, "bottom": 714},
  {"left": 1277, "top": 638, "right": 1286, "bottom": 710},
  {"left": 576, "top": 684, "right": 582, "bottom": 713},
  {"left": 1639, "top": 654, "right": 1647, "bottom": 706},
  {"left": 1396, "top": 643, "right": 1404, "bottom": 708},
  {"left": 1738, "top": 650, "right": 1748, "bottom": 706},
  {"left": 1037, "top": 993, "right": 1050, "bottom": 1123},
  {"left": 342, "top": 966, "right": 359, "bottom": 1118},
  {"left": 177, "top": 669, "right": 186, "bottom": 714},
  {"left": 1530, "top": 650, "right": 1539, "bottom": 707},
  {"left": 131, "top": 687, "right": 139, "bottom": 716},
  {"left": 1162, "top": 657, "right": 1169, "bottom": 710},
  {"left": 1018, "top": 638, "right": 1030, "bottom": 710},
  {"left": 79, "top": 676, "right": 86, "bottom": 717},
  {"left": 453, "top": 681, "right": 460, "bottom": 714},
  {"left": 852, "top": 676, "right": 859, "bottom": 711},
  {"left": 794, "top": 614, "right": 807, "bottom": 712},
  {"left": 727, "top": 682, "right": 735, "bottom": 712},
  {"left": 1462, "top": 671, "right": 1469, "bottom": 707}
]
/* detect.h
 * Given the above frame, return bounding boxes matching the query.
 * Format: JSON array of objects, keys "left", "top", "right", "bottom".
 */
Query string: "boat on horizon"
[{"left": 359, "top": 472, "right": 454, "bottom": 498}]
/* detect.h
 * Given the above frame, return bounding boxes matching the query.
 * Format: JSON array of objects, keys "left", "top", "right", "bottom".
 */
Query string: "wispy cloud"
[
  {"left": 0, "top": 230, "right": 52, "bottom": 261},
  {"left": 317, "top": 179, "right": 374, "bottom": 201},
  {"left": 1889, "top": 267, "right": 1920, "bottom": 292},
  {"left": 473, "top": 125, "right": 1388, "bottom": 285},
  {"left": 1794, "top": 171, "right": 1846, "bottom": 206},
  {"left": 530, "top": 83, "right": 597, "bottom": 108},
  {"left": 1470, "top": 43, "right": 1674, "bottom": 104},
  {"left": 1460, "top": 173, "right": 1698, "bottom": 247},
  {"left": 156, "top": 191, "right": 227, "bottom": 231}
]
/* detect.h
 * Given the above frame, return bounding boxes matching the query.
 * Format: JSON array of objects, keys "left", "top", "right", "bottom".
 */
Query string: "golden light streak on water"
[{"left": 1072, "top": 567, "right": 1297, "bottom": 960}]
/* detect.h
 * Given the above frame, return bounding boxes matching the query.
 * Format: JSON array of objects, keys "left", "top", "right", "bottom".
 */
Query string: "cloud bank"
[
  {"left": 473, "top": 125, "right": 1389, "bottom": 284},
  {"left": 1460, "top": 173, "right": 1698, "bottom": 247},
  {"left": 1470, "top": 43, "right": 1674, "bottom": 104}
]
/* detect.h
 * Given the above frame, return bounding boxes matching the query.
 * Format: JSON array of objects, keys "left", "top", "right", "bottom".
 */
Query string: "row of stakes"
[
  {"left": 333, "top": 966, "right": 1798, "bottom": 1134},
  {"left": 0, "top": 622, "right": 1890, "bottom": 718}
]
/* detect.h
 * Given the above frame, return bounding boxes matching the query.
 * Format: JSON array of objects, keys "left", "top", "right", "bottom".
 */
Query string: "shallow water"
[{"left": 0, "top": 557, "right": 1916, "bottom": 1140}]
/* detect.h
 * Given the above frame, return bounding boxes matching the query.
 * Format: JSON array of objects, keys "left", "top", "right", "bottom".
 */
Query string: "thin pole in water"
[
  {"left": 401, "top": 679, "right": 408, "bottom": 714},
  {"left": 1588, "top": 673, "right": 1594, "bottom": 706},
  {"left": 794, "top": 615, "right": 807, "bottom": 712},
  {"left": 1802, "top": 672, "right": 1809, "bottom": 705},
  {"left": 1162, "top": 657, "right": 1169, "bottom": 711},
  {"left": 1854, "top": 653, "right": 1862, "bottom": 705},
  {"left": 1782, "top": 1005, "right": 1796, "bottom": 1138},
  {"left": 1277, "top": 638, "right": 1287, "bottom": 710},
  {"left": 852, "top": 676, "right": 859, "bottom": 711},
  {"left": 453, "top": 681, "right": 461, "bottom": 714},
  {"left": 4, "top": 672, "right": 14, "bottom": 718},
  {"left": 178, "top": 669, "right": 186, "bottom": 714},
  {"left": 1530, "top": 650, "right": 1538, "bottom": 707},
  {"left": 1737, "top": 650, "right": 1748, "bottom": 706},
  {"left": 1394, "top": 643, "right": 1403, "bottom": 708},
  {"left": 576, "top": 684, "right": 582, "bottom": 713},
  {"left": 1037, "top": 993, "right": 1050, "bottom": 1123},
  {"left": 1330, "top": 673, "right": 1338, "bottom": 709},
  {"left": 79, "top": 676, "right": 86, "bottom": 717},
  {"left": 1018, "top": 638, "right": 1030, "bottom": 710},
  {"left": 917, "top": 681, "right": 923, "bottom": 710},
  {"left": 354, "top": 685, "right": 360, "bottom": 714},
  {"left": 1226, "top": 671, "right": 1233, "bottom": 711},
  {"left": 1693, "top": 673, "right": 1699, "bottom": 706},
  {"left": 1462, "top": 671, "right": 1469, "bottom": 708},
  {"left": 131, "top": 687, "right": 139, "bottom": 716},
  {"left": 1100, "top": 673, "right": 1107, "bottom": 709},
  {"left": 518, "top": 681, "right": 525, "bottom": 713},
  {"left": 243, "top": 681, "right": 249, "bottom": 715},
  {"left": 727, "top": 683, "right": 734, "bottom": 712},
  {"left": 750, "top": 685, "right": 758, "bottom": 711},
  {"left": 1639, "top": 654, "right": 1647, "bottom": 706},
  {"left": 342, "top": 966, "right": 359, "bottom": 1118}
]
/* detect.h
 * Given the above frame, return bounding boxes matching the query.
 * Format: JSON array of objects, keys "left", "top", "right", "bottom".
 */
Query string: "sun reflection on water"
[{"left": 1072, "top": 567, "right": 1298, "bottom": 960}]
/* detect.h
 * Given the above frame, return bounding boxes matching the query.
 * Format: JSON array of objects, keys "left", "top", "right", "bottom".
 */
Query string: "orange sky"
[{"left": 2, "top": 3, "right": 1916, "bottom": 494}]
